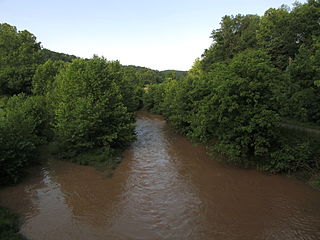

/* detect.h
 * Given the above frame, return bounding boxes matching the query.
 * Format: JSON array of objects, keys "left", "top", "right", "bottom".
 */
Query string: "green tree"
[
  {"left": 257, "top": 7, "right": 295, "bottom": 70},
  {"left": 202, "top": 14, "right": 260, "bottom": 70},
  {"left": 257, "top": 1, "right": 320, "bottom": 70},
  {"left": 286, "top": 37, "right": 320, "bottom": 123},
  {"left": 0, "top": 94, "right": 46, "bottom": 184},
  {"left": 32, "top": 59, "right": 66, "bottom": 95},
  {"left": 290, "top": 0, "right": 320, "bottom": 47},
  {"left": 53, "top": 58, "right": 135, "bottom": 156},
  {"left": 0, "top": 23, "right": 41, "bottom": 95},
  {"left": 216, "top": 50, "right": 280, "bottom": 159},
  {"left": 164, "top": 59, "right": 205, "bottom": 134},
  {"left": 0, "top": 207, "right": 25, "bottom": 240},
  {"left": 143, "top": 83, "right": 165, "bottom": 113},
  {"left": 121, "top": 66, "right": 144, "bottom": 111},
  {"left": 39, "top": 48, "right": 77, "bottom": 63}
]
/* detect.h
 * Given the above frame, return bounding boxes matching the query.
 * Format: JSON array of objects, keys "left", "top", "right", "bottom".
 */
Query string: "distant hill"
[
  {"left": 160, "top": 70, "right": 187, "bottom": 79},
  {"left": 123, "top": 65, "right": 187, "bottom": 85},
  {"left": 40, "top": 48, "right": 78, "bottom": 63}
]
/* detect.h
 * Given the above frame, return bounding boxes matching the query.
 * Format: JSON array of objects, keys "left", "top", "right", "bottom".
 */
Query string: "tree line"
[
  {"left": 143, "top": 0, "right": 320, "bottom": 175},
  {"left": 1, "top": 1, "right": 319, "bottom": 185},
  {"left": 0, "top": 23, "right": 186, "bottom": 186}
]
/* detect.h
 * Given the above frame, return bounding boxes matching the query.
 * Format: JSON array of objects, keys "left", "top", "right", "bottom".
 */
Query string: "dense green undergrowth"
[{"left": 0, "top": 207, "right": 25, "bottom": 240}]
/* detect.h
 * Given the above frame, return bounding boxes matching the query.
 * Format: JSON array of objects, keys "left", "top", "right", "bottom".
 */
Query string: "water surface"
[{"left": 1, "top": 111, "right": 320, "bottom": 240}]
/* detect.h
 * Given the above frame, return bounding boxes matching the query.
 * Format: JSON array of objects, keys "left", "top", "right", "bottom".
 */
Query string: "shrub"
[
  {"left": 0, "top": 94, "right": 46, "bottom": 184},
  {"left": 53, "top": 58, "right": 135, "bottom": 157},
  {"left": 0, "top": 207, "right": 25, "bottom": 240}
]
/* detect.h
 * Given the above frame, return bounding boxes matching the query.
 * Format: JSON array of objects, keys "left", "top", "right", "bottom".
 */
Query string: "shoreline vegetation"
[
  {"left": 0, "top": 1, "right": 319, "bottom": 239},
  {"left": 0, "top": 207, "right": 25, "bottom": 240},
  {"left": 142, "top": 0, "right": 320, "bottom": 189}
]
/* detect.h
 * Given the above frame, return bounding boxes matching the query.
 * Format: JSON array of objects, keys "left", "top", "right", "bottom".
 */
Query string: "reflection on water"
[{"left": 1, "top": 111, "right": 320, "bottom": 240}]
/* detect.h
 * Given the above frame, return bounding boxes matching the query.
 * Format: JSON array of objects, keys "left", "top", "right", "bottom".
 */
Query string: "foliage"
[
  {"left": 202, "top": 14, "right": 260, "bottom": 70},
  {"left": 143, "top": 1, "right": 320, "bottom": 176},
  {"left": 0, "top": 94, "right": 46, "bottom": 184},
  {"left": 39, "top": 48, "right": 77, "bottom": 63},
  {"left": 309, "top": 175, "right": 320, "bottom": 190},
  {"left": 0, "top": 207, "right": 25, "bottom": 240},
  {"left": 52, "top": 58, "right": 135, "bottom": 157},
  {"left": 145, "top": 50, "right": 281, "bottom": 161},
  {"left": 32, "top": 59, "right": 66, "bottom": 96},
  {"left": 160, "top": 70, "right": 187, "bottom": 81},
  {"left": 121, "top": 66, "right": 144, "bottom": 111},
  {"left": 124, "top": 65, "right": 164, "bottom": 86},
  {"left": 285, "top": 37, "right": 320, "bottom": 123},
  {"left": 0, "top": 0, "right": 319, "bottom": 186},
  {"left": 195, "top": 50, "right": 280, "bottom": 160},
  {"left": 269, "top": 142, "right": 313, "bottom": 173},
  {"left": 261, "top": 127, "right": 320, "bottom": 174},
  {"left": 257, "top": 7, "right": 295, "bottom": 70},
  {"left": 0, "top": 23, "right": 41, "bottom": 95},
  {"left": 0, "top": 23, "right": 149, "bottom": 183},
  {"left": 143, "top": 83, "right": 165, "bottom": 114}
]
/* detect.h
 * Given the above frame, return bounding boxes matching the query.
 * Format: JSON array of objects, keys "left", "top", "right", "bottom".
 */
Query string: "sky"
[{"left": 0, "top": 0, "right": 304, "bottom": 71}]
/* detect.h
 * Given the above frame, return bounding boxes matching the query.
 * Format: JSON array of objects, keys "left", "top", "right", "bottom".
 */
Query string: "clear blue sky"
[{"left": 0, "top": 0, "right": 304, "bottom": 71}]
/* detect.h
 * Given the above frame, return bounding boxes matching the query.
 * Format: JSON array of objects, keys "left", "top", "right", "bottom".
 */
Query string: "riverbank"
[
  {"left": 155, "top": 111, "right": 320, "bottom": 191},
  {"left": 1, "top": 111, "right": 320, "bottom": 240},
  {"left": 0, "top": 142, "right": 126, "bottom": 240},
  {"left": 38, "top": 142, "right": 126, "bottom": 178}
]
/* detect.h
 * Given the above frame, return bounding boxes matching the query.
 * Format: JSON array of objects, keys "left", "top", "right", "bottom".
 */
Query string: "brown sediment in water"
[{"left": 1, "top": 111, "right": 320, "bottom": 240}]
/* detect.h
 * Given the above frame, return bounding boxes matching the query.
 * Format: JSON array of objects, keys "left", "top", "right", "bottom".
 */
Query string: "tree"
[
  {"left": 121, "top": 66, "right": 144, "bottom": 111},
  {"left": 202, "top": 14, "right": 260, "bottom": 70},
  {"left": 286, "top": 37, "right": 320, "bottom": 123},
  {"left": 257, "top": 7, "right": 296, "bottom": 70},
  {"left": 39, "top": 48, "right": 77, "bottom": 63},
  {"left": 290, "top": 0, "right": 320, "bottom": 47},
  {"left": 0, "top": 94, "right": 46, "bottom": 184},
  {"left": 0, "top": 23, "right": 41, "bottom": 95},
  {"left": 257, "top": 1, "right": 320, "bottom": 70},
  {"left": 53, "top": 58, "right": 135, "bottom": 155},
  {"left": 32, "top": 59, "right": 66, "bottom": 95}
]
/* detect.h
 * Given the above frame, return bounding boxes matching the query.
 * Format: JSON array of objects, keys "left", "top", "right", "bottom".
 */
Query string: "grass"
[{"left": 0, "top": 207, "right": 26, "bottom": 240}]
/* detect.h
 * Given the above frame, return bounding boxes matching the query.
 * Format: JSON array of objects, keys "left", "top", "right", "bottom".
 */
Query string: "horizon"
[{"left": 0, "top": 0, "right": 304, "bottom": 71}]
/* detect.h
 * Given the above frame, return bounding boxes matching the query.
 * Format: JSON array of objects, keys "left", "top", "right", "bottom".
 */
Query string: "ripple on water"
[{"left": 0, "top": 111, "right": 320, "bottom": 240}]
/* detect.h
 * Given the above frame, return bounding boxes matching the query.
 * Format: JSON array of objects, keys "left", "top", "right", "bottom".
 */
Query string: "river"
[{"left": 1, "top": 111, "right": 320, "bottom": 240}]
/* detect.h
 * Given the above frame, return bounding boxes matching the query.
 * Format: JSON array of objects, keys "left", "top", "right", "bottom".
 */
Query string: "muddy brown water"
[{"left": 1, "top": 111, "right": 320, "bottom": 240}]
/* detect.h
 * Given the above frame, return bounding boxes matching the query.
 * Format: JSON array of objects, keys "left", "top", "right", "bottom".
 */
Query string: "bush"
[
  {"left": 0, "top": 94, "right": 46, "bottom": 185},
  {"left": 32, "top": 59, "right": 66, "bottom": 96},
  {"left": 269, "top": 142, "right": 313, "bottom": 173},
  {"left": 260, "top": 127, "right": 320, "bottom": 174},
  {"left": 0, "top": 207, "right": 25, "bottom": 240},
  {"left": 52, "top": 58, "right": 135, "bottom": 158},
  {"left": 143, "top": 50, "right": 281, "bottom": 162}
]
